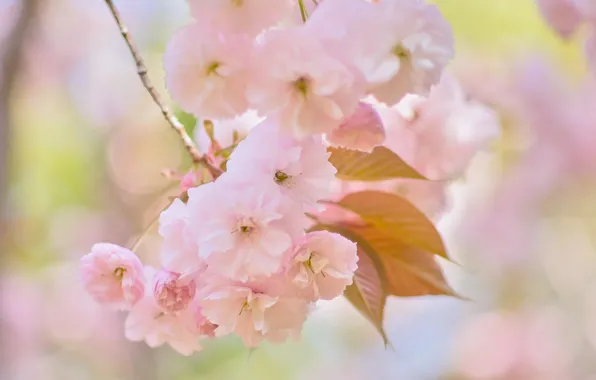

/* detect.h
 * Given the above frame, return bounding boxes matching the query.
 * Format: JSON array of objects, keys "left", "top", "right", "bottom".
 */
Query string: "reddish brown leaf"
[
  {"left": 349, "top": 223, "right": 457, "bottom": 297},
  {"left": 344, "top": 247, "right": 390, "bottom": 345},
  {"left": 334, "top": 191, "right": 448, "bottom": 259},
  {"left": 328, "top": 146, "right": 425, "bottom": 182},
  {"left": 309, "top": 224, "right": 390, "bottom": 345}
]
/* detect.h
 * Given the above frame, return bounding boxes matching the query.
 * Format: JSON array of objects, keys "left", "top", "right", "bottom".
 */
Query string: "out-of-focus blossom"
[
  {"left": 536, "top": 0, "right": 582, "bottom": 38},
  {"left": 452, "top": 310, "right": 572, "bottom": 380},
  {"left": 187, "top": 0, "right": 294, "bottom": 37},
  {"left": 318, "top": 74, "right": 500, "bottom": 219},
  {"left": 516, "top": 59, "right": 596, "bottom": 176},
  {"left": 326, "top": 102, "right": 386, "bottom": 152},
  {"left": 164, "top": 22, "right": 251, "bottom": 119},
  {"left": 384, "top": 74, "right": 501, "bottom": 179},
  {"left": 79, "top": 243, "right": 145, "bottom": 310},
  {"left": 247, "top": 27, "right": 365, "bottom": 137},
  {"left": 285, "top": 231, "right": 358, "bottom": 301}
]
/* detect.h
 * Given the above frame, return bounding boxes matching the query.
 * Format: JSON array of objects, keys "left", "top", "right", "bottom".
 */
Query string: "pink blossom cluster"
[
  {"left": 79, "top": 0, "right": 460, "bottom": 355},
  {"left": 80, "top": 119, "right": 359, "bottom": 354},
  {"left": 165, "top": 0, "right": 454, "bottom": 138},
  {"left": 536, "top": 0, "right": 596, "bottom": 73}
]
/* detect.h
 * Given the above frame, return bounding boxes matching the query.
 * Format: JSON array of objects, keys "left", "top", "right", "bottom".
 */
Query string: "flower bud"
[{"left": 153, "top": 270, "right": 196, "bottom": 312}]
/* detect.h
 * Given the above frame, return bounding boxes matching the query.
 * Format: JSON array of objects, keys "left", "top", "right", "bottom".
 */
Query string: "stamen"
[
  {"left": 392, "top": 44, "right": 410, "bottom": 59},
  {"left": 294, "top": 76, "right": 310, "bottom": 96},
  {"left": 274, "top": 170, "right": 290, "bottom": 184},
  {"left": 206, "top": 62, "right": 220, "bottom": 76},
  {"left": 113, "top": 267, "right": 126, "bottom": 280}
]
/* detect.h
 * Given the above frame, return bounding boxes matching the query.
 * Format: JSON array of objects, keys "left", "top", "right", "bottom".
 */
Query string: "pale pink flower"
[
  {"left": 383, "top": 74, "right": 501, "bottom": 179},
  {"left": 159, "top": 199, "right": 204, "bottom": 274},
  {"left": 247, "top": 28, "right": 365, "bottom": 137},
  {"left": 308, "top": 0, "right": 453, "bottom": 105},
  {"left": 187, "top": 178, "right": 305, "bottom": 280},
  {"left": 369, "top": 0, "right": 454, "bottom": 105},
  {"left": 187, "top": 0, "right": 294, "bottom": 37},
  {"left": 226, "top": 119, "right": 337, "bottom": 210},
  {"left": 536, "top": 0, "right": 582, "bottom": 38},
  {"left": 79, "top": 243, "right": 145, "bottom": 310},
  {"left": 193, "top": 110, "right": 263, "bottom": 153},
  {"left": 124, "top": 267, "right": 214, "bottom": 355},
  {"left": 286, "top": 231, "right": 358, "bottom": 301},
  {"left": 153, "top": 270, "right": 197, "bottom": 312},
  {"left": 164, "top": 22, "right": 251, "bottom": 119},
  {"left": 125, "top": 294, "right": 203, "bottom": 356},
  {"left": 325, "top": 101, "right": 386, "bottom": 152},
  {"left": 200, "top": 281, "right": 309, "bottom": 347}
]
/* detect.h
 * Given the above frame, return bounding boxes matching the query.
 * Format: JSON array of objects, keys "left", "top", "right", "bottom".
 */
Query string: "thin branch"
[{"left": 102, "top": 0, "right": 202, "bottom": 163}]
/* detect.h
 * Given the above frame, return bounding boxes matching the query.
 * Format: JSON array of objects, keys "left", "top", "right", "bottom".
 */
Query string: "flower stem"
[{"left": 298, "top": 0, "right": 309, "bottom": 22}]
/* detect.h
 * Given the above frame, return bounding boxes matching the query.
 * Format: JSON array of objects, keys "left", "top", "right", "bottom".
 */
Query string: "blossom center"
[
  {"left": 304, "top": 252, "right": 326, "bottom": 277},
  {"left": 236, "top": 217, "right": 257, "bottom": 236},
  {"left": 231, "top": 0, "right": 243, "bottom": 7},
  {"left": 113, "top": 267, "right": 126, "bottom": 280},
  {"left": 293, "top": 76, "right": 310, "bottom": 96},
  {"left": 239, "top": 300, "right": 250, "bottom": 315},
  {"left": 206, "top": 61, "right": 221, "bottom": 76},
  {"left": 392, "top": 44, "right": 410, "bottom": 60},
  {"left": 274, "top": 170, "right": 290, "bottom": 184}
]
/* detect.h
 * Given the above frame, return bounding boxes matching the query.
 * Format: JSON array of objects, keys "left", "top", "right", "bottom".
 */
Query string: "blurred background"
[{"left": 1, "top": 0, "right": 594, "bottom": 379}]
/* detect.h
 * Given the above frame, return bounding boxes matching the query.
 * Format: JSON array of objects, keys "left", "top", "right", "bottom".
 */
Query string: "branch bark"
[{"left": 102, "top": 0, "right": 203, "bottom": 163}]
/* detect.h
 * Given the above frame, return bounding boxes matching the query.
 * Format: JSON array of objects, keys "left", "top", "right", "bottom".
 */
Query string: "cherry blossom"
[
  {"left": 159, "top": 199, "right": 203, "bottom": 274},
  {"left": 164, "top": 22, "right": 251, "bottom": 119},
  {"left": 79, "top": 243, "right": 145, "bottom": 310},
  {"left": 187, "top": 177, "right": 304, "bottom": 281},
  {"left": 308, "top": 0, "right": 454, "bottom": 105},
  {"left": 225, "top": 119, "right": 337, "bottom": 210},
  {"left": 125, "top": 294, "right": 204, "bottom": 356},
  {"left": 286, "top": 231, "right": 358, "bottom": 301},
  {"left": 247, "top": 27, "right": 365, "bottom": 137},
  {"left": 187, "top": 0, "right": 294, "bottom": 37},
  {"left": 199, "top": 280, "right": 310, "bottom": 347}
]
